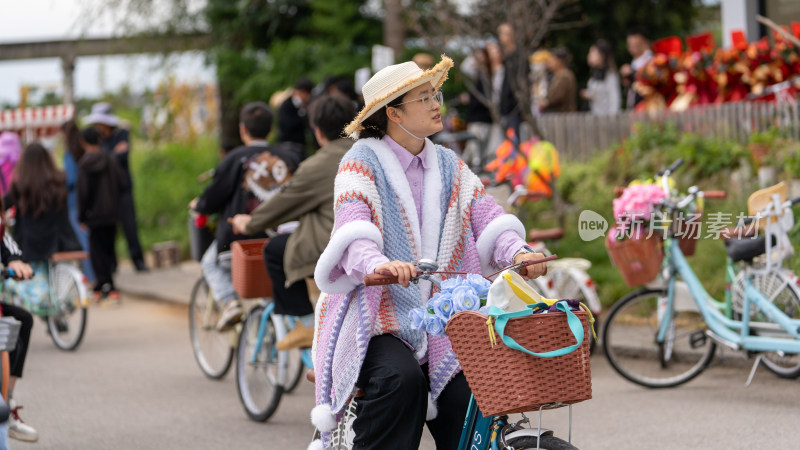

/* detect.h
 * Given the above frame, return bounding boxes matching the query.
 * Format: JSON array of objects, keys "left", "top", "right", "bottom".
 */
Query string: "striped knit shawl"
[{"left": 312, "top": 137, "right": 524, "bottom": 423}]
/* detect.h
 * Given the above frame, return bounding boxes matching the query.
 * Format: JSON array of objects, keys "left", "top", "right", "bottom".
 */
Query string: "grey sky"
[{"left": 0, "top": 0, "right": 214, "bottom": 105}]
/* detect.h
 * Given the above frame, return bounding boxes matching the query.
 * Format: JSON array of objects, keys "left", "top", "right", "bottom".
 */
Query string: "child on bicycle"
[
  {"left": 190, "top": 102, "right": 301, "bottom": 331},
  {"left": 310, "top": 56, "right": 547, "bottom": 450},
  {"left": 230, "top": 94, "right": 356, "bottom": 349},
  {"left": 0, "top": 195, "right": 37, "bottom": 442}
]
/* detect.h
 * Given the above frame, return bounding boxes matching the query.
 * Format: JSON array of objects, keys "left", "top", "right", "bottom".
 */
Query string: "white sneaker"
[
  {"left": 8, "top": 399, "right": 38, "bottom": 442},
  {"left": 216, "top": 299, "right": 244, "bottom": 331}
]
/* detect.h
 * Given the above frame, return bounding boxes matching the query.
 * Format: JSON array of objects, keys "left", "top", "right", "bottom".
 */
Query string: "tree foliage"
[{"left": 91, "top": 0, "right": 380, "bottom": 145}]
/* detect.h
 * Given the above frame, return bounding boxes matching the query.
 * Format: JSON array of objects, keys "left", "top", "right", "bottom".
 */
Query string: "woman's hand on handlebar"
[
  {"left": 7, "top": 260, "right": 33, "bottom": 280},
  {"left": 373, "top": 261, "right": 418, "bottom": 288},
  {"left": 514, "top": 252, "right": 548, "bottom": 280}
]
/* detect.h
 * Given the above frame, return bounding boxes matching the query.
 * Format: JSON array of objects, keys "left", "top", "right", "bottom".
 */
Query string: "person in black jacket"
[
  {"left": 77, "top": 127, "right": 129, "bottom": 300},
  {"left": 277, "top": 78, "right": 314, "bottom": 148},
  {"left": 84, "top": 103, "right": 148, "bottom": 272},
  {"left": 190, "top": 102, "right": 301, "bottom": 329}
]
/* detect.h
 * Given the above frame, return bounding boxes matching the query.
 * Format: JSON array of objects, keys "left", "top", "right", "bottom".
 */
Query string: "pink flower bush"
[{"left": 613, "top": 183, "right": 667, "bottom": 225}]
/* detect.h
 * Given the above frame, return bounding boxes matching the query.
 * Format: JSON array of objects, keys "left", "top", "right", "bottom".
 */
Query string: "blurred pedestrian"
[
  {"left": 278, "top": 78, "right": 314, "bottom": 149},
  {"left": 620, "top": 27, "right": 653, "bottom": 110},
  {"left": 496, "top": 23, "right": 527, "bottom": 135},
  {"left": 412, "top": 53, "right": 435, "bottom": 70},
  {"left": 84, "top": 102, "right": 148, "bottom": 272},
  {"left": 538, "top": 47, "right": 577, "bottom": 113},
  {"left": 581, "top": 39, "right": 621, "bottom": 115},
  {"left": 460, "top": 46, "right": 494, "bottom": 171},
  {"left": 77, "top": 127, "right": 128, "bottom": 301},
  {"left": 0, "top": 132, "right": 22, "bottom": 196},
  {"left": 61, "top": 121, "right": 96, "bottom": 283}
]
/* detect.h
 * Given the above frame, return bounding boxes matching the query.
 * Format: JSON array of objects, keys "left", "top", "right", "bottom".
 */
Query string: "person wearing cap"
[
  {"left": 83, "top": 102, "right": 148, "bottom": 272},
  {"left": 309, "top": 55, "right": 547, "bottom": 450}
]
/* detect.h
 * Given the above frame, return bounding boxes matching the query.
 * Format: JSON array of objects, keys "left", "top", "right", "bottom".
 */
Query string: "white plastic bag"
[{"left": 486, "top": 270, "right": 548, "bottom": 312}]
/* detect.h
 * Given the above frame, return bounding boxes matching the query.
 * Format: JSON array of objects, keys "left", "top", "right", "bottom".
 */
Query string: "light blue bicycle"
[
  {"left": 603, "top": 162, "right": 800, "bottom": 388},
  {"left": 235, "top": 300, "right": 312, "bottom": 421}
]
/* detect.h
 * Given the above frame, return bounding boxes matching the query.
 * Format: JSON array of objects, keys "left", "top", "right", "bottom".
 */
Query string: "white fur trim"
[
  {"left": 311, "top": 404, "right": 338, "bottom": 433},
  {"left": 426, "top": 392, "right": 438, "bottom": 421},
  {"left": 421, "top": 140, "right": 443, "bottom": 263},
  {"left": 475, "top": 214, "right": 525, "bottom": 275},
  {"left": 314, "top": 221, "right": 383, "bottom": 294},
  {"left": 307, "top": 439, "right": 324, "bottom": 450},
  {"left": 361, "top": 138, "right": 422, "bottom": 257}
]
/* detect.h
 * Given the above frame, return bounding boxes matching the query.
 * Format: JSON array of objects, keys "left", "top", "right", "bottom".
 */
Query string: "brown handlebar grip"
[
  {"left": 364, "top": 273, "right": 399, "bottom": 286},
  {"left": 704, "top": 190, "right": 727, "bottom": 199}
]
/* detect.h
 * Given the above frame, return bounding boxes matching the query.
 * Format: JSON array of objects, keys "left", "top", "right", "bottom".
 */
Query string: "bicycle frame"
[
  {"left": 658, "top": 239, "right": 800, "bottom": 356},
  {"left": 250, "top": 302, "right": 313, "bottom": 386}
]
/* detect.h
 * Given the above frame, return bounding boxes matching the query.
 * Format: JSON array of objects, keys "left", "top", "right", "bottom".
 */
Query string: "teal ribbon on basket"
[{"left": 486, "top": 301, "right": 584, "bottom": 358}]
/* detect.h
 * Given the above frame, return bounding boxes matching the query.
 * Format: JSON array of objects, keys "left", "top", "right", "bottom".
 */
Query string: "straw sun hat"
[{"left": 345, "top": 55, "right": 453, "bottom": 137}]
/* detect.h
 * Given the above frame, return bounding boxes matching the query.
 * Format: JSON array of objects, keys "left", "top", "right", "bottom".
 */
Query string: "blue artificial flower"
[
  {"left": 440, "top": 277, "right": 460, "bottom": 293},
  {"left": 451, "top": 285, "right": 481, "bottom": 312},
  {"left": 466, "top": 274, "right": 491, "bottom": 298},
  {"left": 424, "top": 313, "right": 446, "bottom": 336},
  {"left": 478, "top": 305, "right": 492, "bottom": 315},
  {"left": 409, "top": 307, "right": 428, "bottom": 331},
  {"left": 430, "top": 292, "right": 454, "bottom": 321}
]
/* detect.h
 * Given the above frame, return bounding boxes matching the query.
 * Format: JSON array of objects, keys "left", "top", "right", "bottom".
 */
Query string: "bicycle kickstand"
[{"left": 745, "top": 354, "right": 763, "bottom": 387}]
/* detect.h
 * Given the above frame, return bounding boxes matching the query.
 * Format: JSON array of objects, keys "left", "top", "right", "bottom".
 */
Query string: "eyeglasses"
[{"left": 394, "top": 90, "right": 443, "bottom": 111}]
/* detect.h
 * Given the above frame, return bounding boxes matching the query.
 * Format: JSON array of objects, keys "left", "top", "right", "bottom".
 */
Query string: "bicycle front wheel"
[
  {"left": 506, "top": 435, "right": 578, "bottom": 450},
  {"left": 603, "top": 288, "right": 716, "bottom": 388},
  {"left": 236, "top": 304, "right": 284, "bottom": 422},
  {"left": 188, "top": 277, "right": 234, "bottom": 379},
  {"left": 47, "top": 263, "right": 88, "bottom": 351},
  {"left": 733, "top": 270, "right": 800, "bottom": 378}
]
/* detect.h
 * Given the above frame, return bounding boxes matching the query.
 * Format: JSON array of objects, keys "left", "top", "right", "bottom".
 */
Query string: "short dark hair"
[
  {"left": 627, "top": 26, "right": 650, "bottom": 41},
  {"left": 308, "top": 94, "right": 357, "bottom": 141},
  {"left": 294, "top": 77, "right": 314, "bottom": 93},
  {"left": 551, "top": 47, "right": 571, "bottom": 65},
  {"left": 239, "top": 102, "right": 273, "bottom": 139},
  {"left": 357, "top": 94, "right": 407, "bottom": 140},
  {"left": 81, "top": 126, "right": 100, "bottom": 146}
]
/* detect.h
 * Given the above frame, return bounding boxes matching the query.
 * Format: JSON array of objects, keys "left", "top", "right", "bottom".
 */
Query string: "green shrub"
[{"left": 129, "top": 135, "right": 220, "bottom": 258}]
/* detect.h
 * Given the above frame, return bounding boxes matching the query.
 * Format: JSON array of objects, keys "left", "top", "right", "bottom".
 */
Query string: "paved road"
[{"left": 18, "top": 295, "right": 800, "bottom": 449}]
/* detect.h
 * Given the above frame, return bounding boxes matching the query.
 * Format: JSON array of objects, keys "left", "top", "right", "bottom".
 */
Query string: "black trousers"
[
  {"left": 89, "top": 225, "right": 117, "bottom": 291},
  {"left": 263, "top": 233, "right": 312, "bottom": 316},
  {"left": 1, "top": 303, "right": 32, "bottom": 378},
  {"left": 353, "top": 334, "right": 471, "bottom": 450},
  {"left": 118, "top": 189, "right": 144, "bottom": 265}
]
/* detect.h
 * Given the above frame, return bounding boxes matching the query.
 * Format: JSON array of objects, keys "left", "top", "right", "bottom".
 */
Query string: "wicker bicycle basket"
[
  {"left": 0, "top": 317, "right": 22, "bottom": 353},
  {"left": 231, "top": 239, "right": 273, "bottom": 299},
  {"left": 606, "top": 227, "right": 663, "bottom": 287},
  {"left": 445, "top": 310, "right": 592, "bottom": 417}
]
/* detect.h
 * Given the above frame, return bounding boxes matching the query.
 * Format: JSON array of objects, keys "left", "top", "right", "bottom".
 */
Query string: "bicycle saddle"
[{"left": 724, "top": 234, "right": 775, "bottom": 263}]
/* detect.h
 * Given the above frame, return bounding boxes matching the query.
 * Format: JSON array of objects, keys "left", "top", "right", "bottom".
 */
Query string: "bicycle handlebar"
[{"left": 363, "top": 257, "right": 556, "bottom": 286}]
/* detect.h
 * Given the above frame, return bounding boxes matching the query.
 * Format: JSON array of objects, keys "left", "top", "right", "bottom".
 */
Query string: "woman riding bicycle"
[{"left": 311, "top": 55, "right": 547, "bottom": 449}]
